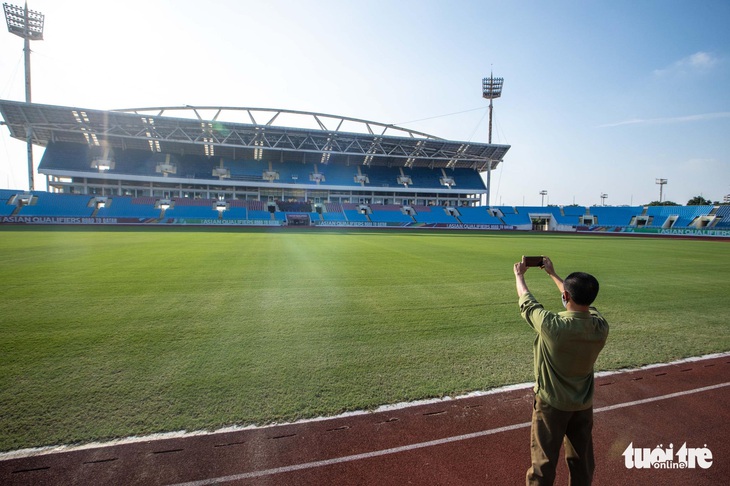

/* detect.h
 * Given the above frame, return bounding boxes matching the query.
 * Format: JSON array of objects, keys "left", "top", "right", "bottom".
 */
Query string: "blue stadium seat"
[
  {"left": 1, "top": 202, "right": 16, "bottom": 216},
  {"left": 318, "top": 165, "right": 359, "bottom": 186},
  {"left": 343, "top": 210, "right": 369, "bottom": 222},
  {"left": 589, "top": 207, "right": 643, "bottom": 226},
  {"left": 646, "top": 205, "right": 713, "bottom": 219},
  {"left": 165, "top": 206, "right": 220, "bottom": 219},
  {"left": 369, "top": 207, "right": 413, "bottom": 223},
  {"left": 322, "top": 212, "right": 347, "bottom": 221},
  {"left": 0, "top": 189, "right": 22, "bottom": 202},
  {"left": 38, "top": 141, "right": 493, "bottom": 194},
  {"left": 672, "top": 216, "right": 694, "bottom": 228},
  {"left": 16, "top": 193, "right": 95, "bottom": 217},
  {"left": 554, "top": 215, "right": 579, "bottom": 226},
  {"left": 413, "top": 207, "right": 457, "bottom": 224},
  {"left": 96, "top": 197, "right": 161, "bottom": 219},
  {"left": 456, "top": 207, "right": 503, "bottom": 224},
  {"left": 562, "top": 206, "right": 587, "bottom": 216},
  {"left": 494, "top": 206, "right": 516, "bottom": 215},
  {"left": 517, "top": 206, "right": 562, "bottom": 217},
  {"left": 714, "top": 206, "right": 730, "bottom": 228},
  {"left": 502, "top": 213, "right": 531, "bottom": 226},
  {"left": 249, "top": 210, "right": 273, "bottom": 220},
  {"left": 220, "top": 207, "right": 248, "bottom": 220}
]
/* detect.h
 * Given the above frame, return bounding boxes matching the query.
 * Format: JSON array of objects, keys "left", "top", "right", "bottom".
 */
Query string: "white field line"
[
  {"left": 170, "top": 381, "right": 730, "bottom": 486},
  {"left": 1, "top": 351, "right": 728, "bottom": 462}
]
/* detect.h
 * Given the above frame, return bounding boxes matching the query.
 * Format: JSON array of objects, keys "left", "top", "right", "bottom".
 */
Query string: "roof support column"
[{"left": 25, "top": 126, "right": 34, "bottom": 191}]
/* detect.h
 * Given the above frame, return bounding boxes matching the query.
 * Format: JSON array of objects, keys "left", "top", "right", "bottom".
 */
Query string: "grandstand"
[
  {"left": 714, "top": 206, "right": 730, "bottom": 228},
  {"left": 0, "top": 100, "right": 509, "bottom": 211},
  {"left": 1, "top": 100, "right": 728, "bottom": 235},
  {"left": 588, "top": 206, "right": 641, "bottom": 227},
  {"left": 2, "top": 188, "right": 727, "bottom": 235}
]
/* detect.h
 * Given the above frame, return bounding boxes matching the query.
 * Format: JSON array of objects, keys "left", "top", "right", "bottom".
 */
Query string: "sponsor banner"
[
  {"left": 623, "top": 227, "right": 730, "bottom": 238},
  {"left": 172, "top": 218, "right": 280, "bottom": 226},
  {"left": 314, "top": 221, "right": 511, "bottom": 230},
  {"left": 315, "top": 221, "right": 390, "bottom": 228},
  {"left": 0, "top": 216, "right": 282, "bottom": 226},
  {"left": 1, "top": 216, "right": 123, "bottom": 224},
  {"left": 0, "top": 216, "right": 514, "bottom": 230},
  {"left": 4, "top": 216, "right": 725, "bottom": 236},
  {"left": 440, "top": 223, "right": 509, "bottom": 230}
]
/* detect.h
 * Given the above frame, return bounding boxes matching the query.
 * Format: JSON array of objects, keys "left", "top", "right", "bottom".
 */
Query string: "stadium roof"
[{"left": 0, "top": 100, "right": 510, "bottom": 171}]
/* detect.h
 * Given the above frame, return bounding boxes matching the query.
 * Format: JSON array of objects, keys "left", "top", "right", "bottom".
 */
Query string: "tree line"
[{"left": 647, "top": 195, "right": 727, "bottom": 206}]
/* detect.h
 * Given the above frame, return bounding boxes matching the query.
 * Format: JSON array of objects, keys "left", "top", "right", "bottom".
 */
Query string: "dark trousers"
[{"left": 526, "top": 395, "right": 595, "bottom": 486}]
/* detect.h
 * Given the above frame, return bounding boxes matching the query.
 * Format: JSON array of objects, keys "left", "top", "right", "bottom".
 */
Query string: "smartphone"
[{"left": 523, "top": 256, "right": 544, "bottom": 267}]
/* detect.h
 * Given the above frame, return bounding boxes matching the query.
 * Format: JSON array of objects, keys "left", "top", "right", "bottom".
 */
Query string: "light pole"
[
  {"left": 655, "top": 178, "right": 668, "bottom": 203},
  {"left": 600, "top": 193, "right": 608, "bottom": 206},
  {"left": 540, "top": 190, "right": 548, "bottom": 206},
  {"left": 482, "top": 72, "right": 503, "bottom": 207},
  {"left": 4, "top": 1, "right": 45, "bottom": 191}
]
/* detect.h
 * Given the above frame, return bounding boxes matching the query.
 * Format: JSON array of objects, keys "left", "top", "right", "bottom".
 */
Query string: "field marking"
[
  {"left": 1, "top": 351, "right": 727, "bottom": 462},
  {"left": 169, "top": 381, "right": 730, "bottom": 486}
]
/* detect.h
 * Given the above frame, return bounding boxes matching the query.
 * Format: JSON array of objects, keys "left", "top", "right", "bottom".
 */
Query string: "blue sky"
[{"left": 1, "top": 0, "right": 728, "bottom": 206}]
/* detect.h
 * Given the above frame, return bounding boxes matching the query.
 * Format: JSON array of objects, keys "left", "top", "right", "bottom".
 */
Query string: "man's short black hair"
[{"left": 564, "top": 272, "right": 599, "bottom": 306}]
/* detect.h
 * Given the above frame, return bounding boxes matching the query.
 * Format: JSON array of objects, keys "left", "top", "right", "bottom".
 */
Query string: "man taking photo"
[{"left": 513, "top": 256, "right": 609, "bottom": 486}]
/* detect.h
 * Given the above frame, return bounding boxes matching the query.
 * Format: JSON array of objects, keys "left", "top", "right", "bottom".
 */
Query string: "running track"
[{"left": 2, "top": 353, "right": 728, "bottom": 485}]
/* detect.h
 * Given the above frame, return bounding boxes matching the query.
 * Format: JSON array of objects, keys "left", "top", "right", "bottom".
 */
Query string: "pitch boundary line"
[
  {"left": 1, "top": 352, "right": 727, "bottom": 462},
  {"left": 169, "top": 381, "right": 730, "bottom": 486}
]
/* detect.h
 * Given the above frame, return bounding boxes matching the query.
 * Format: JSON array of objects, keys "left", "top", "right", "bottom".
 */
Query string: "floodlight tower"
[
  {"left": 482, "top": 72, "right": 503, "bottom": 207},
  {"left": 4, "top": 1, "right": 45, "bottom": 190},
  {"left": 600, "top": 193, "right": 608, "bottom": 206},
  {"left": 656, "top": 178, "right": 668, "bottom": 203},
  {"left": 540, "top": 190, "right": 548, "bottom": 206}
]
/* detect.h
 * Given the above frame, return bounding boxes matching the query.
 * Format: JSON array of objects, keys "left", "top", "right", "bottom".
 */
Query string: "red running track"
[{"left": 2, "top": 354, "right": 728, "bottom": 485}]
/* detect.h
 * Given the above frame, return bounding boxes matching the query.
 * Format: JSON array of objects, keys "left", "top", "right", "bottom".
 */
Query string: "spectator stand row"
[{"left": 1, "top": 191, "right": 728, "bottom": 232}]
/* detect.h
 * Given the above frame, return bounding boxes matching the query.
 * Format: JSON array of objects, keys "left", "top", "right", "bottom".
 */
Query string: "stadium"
[
  {"left": 1, "top": 3, "right": 729, "bottom": 483},
  {"left": 1, "top": 97, "right": 729, "bottom": 485},
  {"left": 1, "top": 99, "right": 729, "bottom": 234}
]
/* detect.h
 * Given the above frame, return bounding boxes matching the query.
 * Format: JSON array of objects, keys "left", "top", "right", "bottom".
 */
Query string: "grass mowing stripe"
[{"left": 0, "top": 228, "right": 728, "bottom": 451}]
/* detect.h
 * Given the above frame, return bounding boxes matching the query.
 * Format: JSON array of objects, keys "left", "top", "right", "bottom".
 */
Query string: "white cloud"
[
  {"left": 687, "top": 52, "right": 719, "bottom": 69},
  {"left": 653, "top": 51, "right": 720, "bottom": 77},
  {"left": 598, "top": 112, "right": 730, "bottom": 128}
]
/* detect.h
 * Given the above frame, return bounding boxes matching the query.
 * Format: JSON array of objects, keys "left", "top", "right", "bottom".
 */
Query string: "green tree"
[
  {"left": 647, "top": 200, "right": 679, "bottom": 206},
  {"left": 687, "top": 195, "right": 715, "bottom": 205}
]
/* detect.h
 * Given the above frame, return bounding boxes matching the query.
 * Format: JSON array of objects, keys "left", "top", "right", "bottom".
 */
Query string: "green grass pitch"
[{"left": 0, "top": 226, "right": 728, "bottom": 451}]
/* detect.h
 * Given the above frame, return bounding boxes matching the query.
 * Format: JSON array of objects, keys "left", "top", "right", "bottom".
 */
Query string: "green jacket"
[{"left": 519, "top": 291, "right": 609, "bottom": 411}]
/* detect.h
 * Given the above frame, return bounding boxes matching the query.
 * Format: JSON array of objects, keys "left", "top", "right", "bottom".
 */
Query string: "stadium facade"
[{"left": 0, "top": 100, "right": 508, "bottom": 208}]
